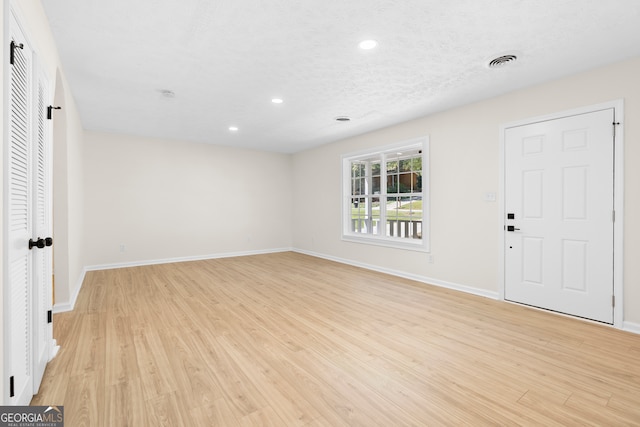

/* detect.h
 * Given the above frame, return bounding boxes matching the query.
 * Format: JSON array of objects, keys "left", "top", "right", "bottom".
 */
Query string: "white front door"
[{"left": 504, "top": 108, "right": 615, "bottom": 324}]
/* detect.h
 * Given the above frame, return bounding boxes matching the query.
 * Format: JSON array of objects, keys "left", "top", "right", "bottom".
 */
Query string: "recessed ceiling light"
[
  {"left": 335, "top": 116, "right": 351, "bottom": 122},
  {"left": 271, "top": 98, "right": 284, "bottom": 104},
  {"left": 358, "top": 40, "right": 378, "bottom": 50},
  {"left": 229, "top": 126, "right": 239, "bottom": 132}
]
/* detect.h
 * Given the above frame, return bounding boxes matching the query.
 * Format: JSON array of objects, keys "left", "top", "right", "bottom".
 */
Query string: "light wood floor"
[{"left": 32, "top": 252, "right": 640, "bottom": 426}]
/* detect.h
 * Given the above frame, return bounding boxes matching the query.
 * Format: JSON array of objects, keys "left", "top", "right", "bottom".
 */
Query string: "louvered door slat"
[
  {"left": 36, "top": 83, "right": 47, "bottom": 226},
  {"left": 9, "top": 45, "right": 30, "bottom": 235}
]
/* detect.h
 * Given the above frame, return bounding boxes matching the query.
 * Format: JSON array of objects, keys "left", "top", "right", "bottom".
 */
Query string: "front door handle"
[{"left": 506, "top": 225, "right": 520, "bottom": 232}]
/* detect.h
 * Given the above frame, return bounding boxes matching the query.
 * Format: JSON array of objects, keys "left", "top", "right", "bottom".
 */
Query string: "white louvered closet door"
[
  {"left": 32, "top": 65, "right": 53, "bottom": 394},
  {"left": 6, "top": 12, "right": 35, "bottom": 406}
]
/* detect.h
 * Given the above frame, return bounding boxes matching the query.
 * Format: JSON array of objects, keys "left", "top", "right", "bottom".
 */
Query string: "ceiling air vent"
[{"left": 487, "top": 54, "right": 518, "bottom": 69}]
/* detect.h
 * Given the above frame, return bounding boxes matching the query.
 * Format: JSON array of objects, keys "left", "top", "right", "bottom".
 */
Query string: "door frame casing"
[{"left": 498, "top": 100, "right": 624, "bottom": 328}]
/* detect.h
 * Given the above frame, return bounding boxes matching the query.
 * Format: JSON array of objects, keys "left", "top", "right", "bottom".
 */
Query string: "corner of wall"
[{"left": 52, "top": 267, "right": 86, "bottom": 314}]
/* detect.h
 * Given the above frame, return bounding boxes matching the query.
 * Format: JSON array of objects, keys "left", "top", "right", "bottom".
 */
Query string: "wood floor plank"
[
  {"left": 31, "top": 252, "right": 640, "bottom": 425},
  {"left": 105, "top": 377, "right": 148, "bottom": 427},
  {"left": 144, "top": 391, "right": 194, "bottom": 426},
  {"left": 63, "top": 372, "right": 105, "bottom": 427},
  {"left": 239, "top": 406, "right": 287, "bottom": 427},
  {"left": 190, "top": 397, "right": 242, "bottom": 427},
  {"left": 131, "top": 328, "right": 179, "bottom": 401},
  {"left": 217, "top": 335, "right": 318, "bottom": 426}
]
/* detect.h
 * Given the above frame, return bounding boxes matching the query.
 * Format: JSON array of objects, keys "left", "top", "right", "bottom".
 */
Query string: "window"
[{"left": 342, "top": 137, "right": 429, "bottom": 251}]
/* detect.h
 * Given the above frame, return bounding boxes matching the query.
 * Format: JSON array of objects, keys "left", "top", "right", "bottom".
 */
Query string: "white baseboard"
[
  {"left": 53, "top": 267, "right": 87, "bottom": 314},
  {"left": 623, "top": 321, "right": 640, "bottom": 335},
  {"left": 293, "top": 248, "right": 500, "bottom": 301},
  {"left": 84, "top": 247, "right": 292, "bottom": 272},
  {"left": 49, "top": 339, "right": 60, "bottom": 361},
  {"left": 52, "top": 248, "right": 640, "bottom": 337}
]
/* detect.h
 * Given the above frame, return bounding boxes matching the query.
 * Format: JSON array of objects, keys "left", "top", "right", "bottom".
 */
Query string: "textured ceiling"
[{"left": 42, "top": 0, "right": 640, "bottom": 153}]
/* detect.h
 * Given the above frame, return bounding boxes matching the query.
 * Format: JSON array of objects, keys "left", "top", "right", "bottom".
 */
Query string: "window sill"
[{"left": 341, "top": 234, "right": 430, "bottom": 252}]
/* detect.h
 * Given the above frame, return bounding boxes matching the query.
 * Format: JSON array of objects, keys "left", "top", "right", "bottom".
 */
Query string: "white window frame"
[{"left": 341, "top": 136, "right": 430, "bottom": 252}]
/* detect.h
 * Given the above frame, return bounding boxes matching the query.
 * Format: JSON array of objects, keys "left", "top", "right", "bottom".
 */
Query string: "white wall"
[
  {"left": 292, "top": 56, "right": 640, "bottom": 325},
  {"left": 82, "top": 132, "right": 293, "bottom": 267},
  {"left": 49, "top": 69, "right": 85, "bottom": 306}
]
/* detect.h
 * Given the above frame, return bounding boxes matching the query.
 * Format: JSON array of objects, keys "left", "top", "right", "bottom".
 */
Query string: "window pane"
[
  {"left": 351, "top": 162, "right": 365, "bottom": 178},
  {"left": 399, "top": 173, "right": 412, "bottom": 193},
  {"left": 371, "top": 196, "right": 381, "bottom": 235},
  {"left": 407, "top": 196, "right": 422, "bottom": 219},
  {"left": 385, "top": 196, "right": 422, "bottom": 239},
  {"left": 371, "top": 161, "right": 381, "bottom": 176},
  {"left": 354, "top": 177, "right": 369, "bottom": 195},
  {"left": 351, "top": 197, "right": 363, "bottom": 211},
  {"left": 372, "top": 176, "right": 380, "bottom": 194},
  {"left": 350, "top": 197, "right": 367, "bottom": 233},
  {"left": 411, "top": 157, "right": 422, "bottom": 172},
  {"left": 387, "top": 174, "right": 398, "bottom": 193},
  {"left": 386, "top": 160, "right": 398, "bottom": 173},
  {"left": 400, "top": 159, "right": 412, "bottom": 172},
  {"left": 386, "top": 196, "right": 399, "bottom": 237},
  {"left": 414, "top": 172, "right": 422, "bottom": 193},
  {"left": 387, "top": 196, "right": 399, "bottom": 219},
  {"left": 408, "top": 196, "right": 423, "bottom": 239}
]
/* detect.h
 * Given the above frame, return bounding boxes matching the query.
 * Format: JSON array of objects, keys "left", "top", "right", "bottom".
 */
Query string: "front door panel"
[{"left": 504, "top": 109, "right": 614, "bottom": 324}]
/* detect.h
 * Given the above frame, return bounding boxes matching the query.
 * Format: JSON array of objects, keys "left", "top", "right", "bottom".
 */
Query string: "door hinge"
[
  {"left": 612, "top": 295, "right": 616, "bottom": 308},
  {"left": 612, "top": 210, "right": 616, "bottom": 222},
  {"left": 613, "top": 121, "right": 620, "bottom": 138},
  {"left": 47, "top": 310, "right": 53, "bottom": 324},
  {"left": 47, "top": 105, "right": 61, "bottom": 120},
  {"left": 9, "top": 376, "right": 15, "bottom": 397},
  {"left": 9, "top": 40, "right": 23, "bottom": 65}
]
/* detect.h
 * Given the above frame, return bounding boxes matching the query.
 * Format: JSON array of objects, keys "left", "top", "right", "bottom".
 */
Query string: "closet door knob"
[
  {"left": 45, "top": 237, "right": 53, "bottom": 247},
  {"left": 29, "top": 238, "right": 45, "bottom": 250}
]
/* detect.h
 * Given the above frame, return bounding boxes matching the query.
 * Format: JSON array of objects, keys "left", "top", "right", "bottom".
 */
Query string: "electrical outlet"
[
  {"left": 484, "top": 192, "right": 497, "bottom": 202},
  {"left": 119, "top": 244, "right": 126, "bottom": 252},
  {"left": 428, "top": 255, "right": 434, "bottom": 264}
]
